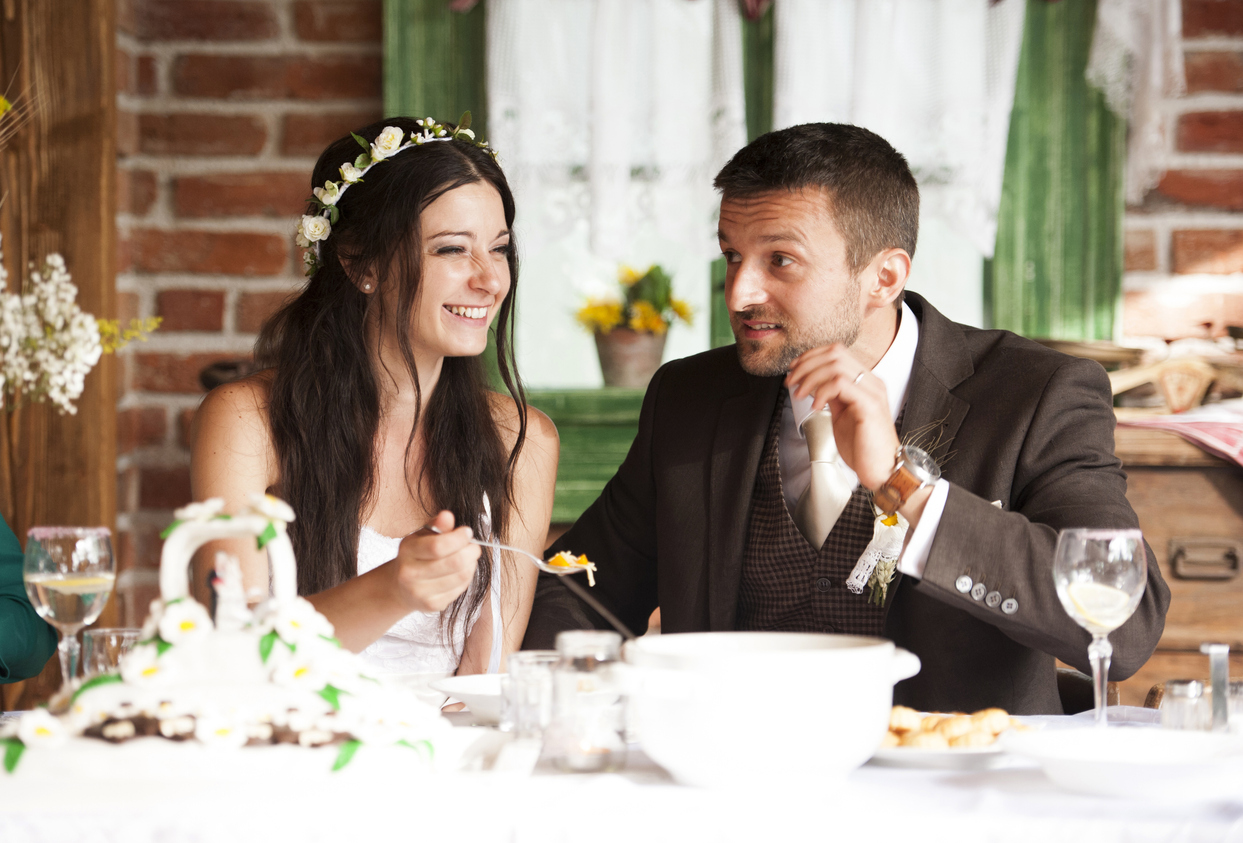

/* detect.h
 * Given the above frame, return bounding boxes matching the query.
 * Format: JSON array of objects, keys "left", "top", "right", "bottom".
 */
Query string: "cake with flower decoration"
[{"left": 1, "top": 496, "right": 476, "bottom": 779}]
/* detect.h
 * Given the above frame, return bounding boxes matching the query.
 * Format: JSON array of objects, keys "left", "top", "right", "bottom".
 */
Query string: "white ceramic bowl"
[
  {"left": 430, "top": 674, "right": 504, "bottom": 725},
  {"left": 624, "top": 632, "right": 920, "bottom": 787}
]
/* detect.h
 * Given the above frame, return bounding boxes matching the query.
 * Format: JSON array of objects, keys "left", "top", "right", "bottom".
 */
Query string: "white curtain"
[
  {"left": 488, "top": 0, "right": 746, "bottom": 388},
  {"left": 771, "top": 0, "right": 1025, "bottom": 327}
]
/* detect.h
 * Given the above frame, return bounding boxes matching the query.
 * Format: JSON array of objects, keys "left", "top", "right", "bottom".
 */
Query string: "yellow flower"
[
  {"left": 628, "top": 300, "right": 668, "bottom": 334},
  {"left": 669, "top": 298, "right": 693, "bottom": 325},
  {"left": 617, "top": 264, "right": 648, "bottom": 287},
  {"left": 576, "top": 299, "right": 625, "bottom": 334}
]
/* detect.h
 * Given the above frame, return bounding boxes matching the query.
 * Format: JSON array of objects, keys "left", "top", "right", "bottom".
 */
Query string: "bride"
[{"left": 189, "top": 116, "right": 558, "bottom": 677}]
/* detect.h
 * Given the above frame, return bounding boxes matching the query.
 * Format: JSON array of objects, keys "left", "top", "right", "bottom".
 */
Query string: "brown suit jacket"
[{"left": 524, "top": 293, "right": 1171, "bottom": 714}]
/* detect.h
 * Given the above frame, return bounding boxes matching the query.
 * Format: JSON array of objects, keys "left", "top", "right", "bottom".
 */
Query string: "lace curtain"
[
  {"left": 488, "top": 0, "right": 746, "bottom": 387},
  {"left": 770, "top": 0, "right": 1025, "bottom": 327}
]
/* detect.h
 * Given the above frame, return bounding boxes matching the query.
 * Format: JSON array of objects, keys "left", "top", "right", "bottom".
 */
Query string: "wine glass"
[
  {"left": 1053, "top": 528, "right": 1147, "bottom": 726},
  {"left": 23, "top": 527, "right": 115, "bottom": 690}
]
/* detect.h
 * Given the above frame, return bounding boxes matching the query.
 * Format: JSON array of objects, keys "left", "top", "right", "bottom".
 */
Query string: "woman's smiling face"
[{"left": 410, "top": 180, "right": 512, "bottom": 360}]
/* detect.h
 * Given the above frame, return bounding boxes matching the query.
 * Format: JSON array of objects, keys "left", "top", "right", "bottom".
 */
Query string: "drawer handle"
[{"left": 1169, "top": 537, "right": 1242, "bottom": 580}]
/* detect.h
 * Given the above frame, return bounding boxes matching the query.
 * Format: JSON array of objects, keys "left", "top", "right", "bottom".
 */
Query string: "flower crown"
[{"left": 295, "top": 112, "right": 496, "bottom": 277}]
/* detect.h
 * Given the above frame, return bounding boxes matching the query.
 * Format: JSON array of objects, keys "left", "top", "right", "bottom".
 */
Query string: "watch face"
[{"left": 899, "top": 445, "right": 940, "bottom": 483}]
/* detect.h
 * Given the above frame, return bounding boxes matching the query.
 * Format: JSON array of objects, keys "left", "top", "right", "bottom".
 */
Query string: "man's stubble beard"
[{"left": 732, "top": 276, "right": 863, "bottom": 377}]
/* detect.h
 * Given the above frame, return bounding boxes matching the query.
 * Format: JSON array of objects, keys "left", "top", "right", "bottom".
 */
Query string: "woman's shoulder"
[
  {"left": 192, "top": 370, "right": 276, "bottom": 448},
  {"left": 486, "top": 391, "right": 559, "bottom": 452}
]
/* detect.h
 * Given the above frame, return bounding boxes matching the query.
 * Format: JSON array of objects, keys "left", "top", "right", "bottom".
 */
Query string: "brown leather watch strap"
[{"left": 873, "top": 461, "right": 925, "bottom": 515}]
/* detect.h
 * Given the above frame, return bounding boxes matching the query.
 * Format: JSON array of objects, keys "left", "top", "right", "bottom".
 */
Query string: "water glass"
[
  {"left": 547, "top": 630, "right": 626, "bottom": 773},
  {"left": 500, "top": 650, "right": 558, "bottom": 739},
  {"left": 82, "top": 627, "right": 141, "bottom": 678},
  {"left": 1162, "top": 680, "right": 1212, "bottom": 730}
]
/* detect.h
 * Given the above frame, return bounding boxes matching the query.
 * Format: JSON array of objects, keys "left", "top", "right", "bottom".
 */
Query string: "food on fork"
[
  {"left": 881, "top": 705, "right": 1020, "bottom": 750},
  {"left": 547, "top": 551, "right": 597, "bottom": 587}
]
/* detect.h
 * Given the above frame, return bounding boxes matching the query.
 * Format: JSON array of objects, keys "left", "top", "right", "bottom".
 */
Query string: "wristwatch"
[{"left": 872, "top": 444, "right": 940, "bottom": 515}]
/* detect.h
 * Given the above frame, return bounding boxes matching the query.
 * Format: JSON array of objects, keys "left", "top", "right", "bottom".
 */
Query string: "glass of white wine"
[
  {"left": 23, "top": 527, "right": 115, "bottom": 690},
  {"left": 1053, "top": 528, "right": 1147, "bottom": 726}
]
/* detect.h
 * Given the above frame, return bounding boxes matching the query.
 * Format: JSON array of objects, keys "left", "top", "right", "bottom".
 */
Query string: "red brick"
[
  {"left": 118, "top": 292, "right": 140, "bottom": 324},
  {"left": 116, "top": 234, "right": 133, "bottom": 274},
  {"left": 116, "top": 466, "right": 138, "bottom": 513},
  {"left": 1157, "top": 170, "right": 1243, "bottom": 211},
  {"left": 132, "top": 352, "right": 244, "bottom": 393},
  {"left": 174, "top": 172, "right": 309, "bottom": 218},
  {"left": 118, "top": 0, "right": 138, "bottom": 36},
  {"left": 139, "top": 114, "right": 266, "bottom": 156},
  {"left": 1184, "top": 0, "right": 1243, "bottom": 37},
  {"left": 118, "top": 168, "right": 157, "bottom": 216},
  {"left": 128, "top": 0, "right": 279, "bottom": 41},
  {"left": 1177, "top": 111, "right": 1243, "bottom": 153},
  {"left": 173, "top": 54, "right": 380, "bottom": 100},
  {"left": 139, "top": 466, "right": 192, "bottom": 510},
  {"left": 117, "top": 47, "right": 131, "bottom": 94},
  {"left": 130, "top": 229, "right": 287, "bottom": 275},
  {"left": 293, "top": 0, "right": 382, "bottom": 42},
  {"left": 156, "top": 289, "right": 226, "bottom": 331},
  {"left": 136, "top": 56, "right": 158, "bottom": 96},
  {"left": 1123, "top": 290, "right": 1243, "bottom": 338},
  {"left": 178, "top": 407, "right": 197, "bottom": 448},
  {"left": 281, "top": 109, "right": 381, "bottom": 156},
  {"left": 117, "top": 110, "right": 139, "bottom": 157},
  {"left": 1185, "top": 51, "right": 1243, "bottom": 93},
  {"left": 237, "top": 290, "right": 293, "bottom": 333},
  {"left": 1172, "top": 229, "right": 1243, "bottom": 274},
  {"left": 118, "top": 406, "right": 167, "bottom": 454},
  {"left": 1124, "top": 230, "right": 1157, "bottom": 272}
]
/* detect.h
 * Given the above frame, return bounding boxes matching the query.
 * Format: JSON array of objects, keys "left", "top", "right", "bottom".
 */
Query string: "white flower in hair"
[
  {"left": 370, "top": 126, "right": 406, "bottom": 160},
  {"left": 339, "top": 163, "right": 364, "bottom": 183},
  {"left": 158, "top": 599, "right": 214, "bottom": 644},
  {"left": 18, "top": 708, "right": 67, "bottom": 748},
  {"left": 174, "top": 497, "right": 225, "bottom": 522},
  {"left": 300, "top": 214, "right": 332, "bottom": 243},
  {"left": 312, "top": 181, "right": 342, "bottom": 206}
]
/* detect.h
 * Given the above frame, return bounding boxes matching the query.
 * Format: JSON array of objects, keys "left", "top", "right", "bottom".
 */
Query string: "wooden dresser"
[{"left": 1113, "top": 425, "right": 1243, "bottom": 706}]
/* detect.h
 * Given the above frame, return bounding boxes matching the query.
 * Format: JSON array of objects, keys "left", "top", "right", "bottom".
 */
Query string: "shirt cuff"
[{"left": 897, "top": 479, "right": 950, "bottom": 579}]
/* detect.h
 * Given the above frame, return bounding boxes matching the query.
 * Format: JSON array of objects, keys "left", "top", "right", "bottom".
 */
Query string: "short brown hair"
[{"left": 713, "top": 123, "right": 919, "bottom": 276}]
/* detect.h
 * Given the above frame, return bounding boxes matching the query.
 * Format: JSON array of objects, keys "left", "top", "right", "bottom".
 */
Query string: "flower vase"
[{"left": 594, "top": 329, "right": 666, "bottom": 389}]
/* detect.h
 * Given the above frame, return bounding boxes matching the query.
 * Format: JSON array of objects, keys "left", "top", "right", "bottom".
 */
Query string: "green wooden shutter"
[
  {"left": 986, "top": 0, "right": 1126, "bottom": 341},
  {"left": 383, "top": 0, "right": 488, "bottom": 135}
]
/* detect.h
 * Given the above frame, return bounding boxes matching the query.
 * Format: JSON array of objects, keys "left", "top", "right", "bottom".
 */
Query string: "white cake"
[{"left": 2, "top": 495, "right": 473, "bottom": 779}]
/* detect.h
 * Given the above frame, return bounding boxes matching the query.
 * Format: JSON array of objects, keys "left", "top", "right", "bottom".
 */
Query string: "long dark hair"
[{"left": 256, "top": 117, "right": 526, "bottom": 648}]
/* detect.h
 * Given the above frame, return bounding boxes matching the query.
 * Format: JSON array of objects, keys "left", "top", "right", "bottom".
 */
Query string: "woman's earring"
[{"left": 363, "top": 283, "right": 372, "bottom": 291}]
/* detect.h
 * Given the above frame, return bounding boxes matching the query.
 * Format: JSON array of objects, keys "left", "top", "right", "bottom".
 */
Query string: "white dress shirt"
[{"left": 777, "top": 301, "right": 949, "bottom": 578}]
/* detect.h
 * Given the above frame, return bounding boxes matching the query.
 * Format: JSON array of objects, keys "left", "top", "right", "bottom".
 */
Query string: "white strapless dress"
[{"left": 355, "top": 517, "right": 502, "bottom": 677}]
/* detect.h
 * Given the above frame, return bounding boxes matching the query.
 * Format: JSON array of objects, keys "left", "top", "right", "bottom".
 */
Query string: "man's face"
[{"left": 719, "top": 188, "right": 864, "bottom": 377}]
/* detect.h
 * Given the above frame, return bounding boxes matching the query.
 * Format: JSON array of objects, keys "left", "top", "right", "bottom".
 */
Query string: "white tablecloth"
[{"left": 3, "top": 708, "right": 1243, "bottom": 843}]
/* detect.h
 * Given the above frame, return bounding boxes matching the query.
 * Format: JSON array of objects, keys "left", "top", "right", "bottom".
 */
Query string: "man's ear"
[{"left": 868, "top": 248, "right": 910, "bottom": 309}]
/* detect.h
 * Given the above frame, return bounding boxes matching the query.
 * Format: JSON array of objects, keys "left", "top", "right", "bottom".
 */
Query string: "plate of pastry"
[{"left": 869, "top": 706, "right": 1030, "bottom": 769}]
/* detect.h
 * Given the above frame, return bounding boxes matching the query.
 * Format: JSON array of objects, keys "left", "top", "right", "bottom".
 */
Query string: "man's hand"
[
  {"left": 392, "top": 510, "right": 481, "bottom": 613},
  {"left": 785, "top": 343, "right": 900, "bottom": 491}
]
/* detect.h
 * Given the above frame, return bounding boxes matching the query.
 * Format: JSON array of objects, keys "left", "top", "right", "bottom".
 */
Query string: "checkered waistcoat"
[{"left": 736, "top": 396, "right": 892, "bottom": 637}]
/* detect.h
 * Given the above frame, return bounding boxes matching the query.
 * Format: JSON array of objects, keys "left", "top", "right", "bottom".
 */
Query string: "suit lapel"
[
  {"left": 898, "top": 293, "right": 973, "bottom": 469},
  {"left": 706, "top": 370, "right": 782, "bottom": 631}
]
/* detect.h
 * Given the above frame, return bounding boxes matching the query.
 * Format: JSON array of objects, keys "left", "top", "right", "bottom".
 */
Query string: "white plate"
[
  {"left": 382, "top": 671, "right": 451, "bottom": 708},
  {"left": 1003, "top": 726, "right": 1243, "bottom": 800},
  {"left": 430, "top": 674, "right": 504, "bottom": 725},
  {"left": 869, "top": 743, "right": 1007, "bottom": 770}
]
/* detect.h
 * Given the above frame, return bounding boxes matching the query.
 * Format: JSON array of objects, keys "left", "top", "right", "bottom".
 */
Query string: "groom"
[{"left": 523, "top": 123, "right": 1169, "bottom": 715}]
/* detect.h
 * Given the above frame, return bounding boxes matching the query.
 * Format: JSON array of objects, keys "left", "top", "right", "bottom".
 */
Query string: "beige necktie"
[{"left": 793, "top": 409, "right": 856, "bottom": 549}]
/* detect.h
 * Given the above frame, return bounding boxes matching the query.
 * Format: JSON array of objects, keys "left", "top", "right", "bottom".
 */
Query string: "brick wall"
[
  {"left": 114, "top": 0, "right": 382, "bottom": 622},
  {"left": 1123, "top": 0, "right": 1243, "bottom": 339}
]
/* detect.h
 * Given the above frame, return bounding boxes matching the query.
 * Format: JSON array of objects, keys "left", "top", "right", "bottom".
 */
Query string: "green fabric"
[
  {"left": 383, "top": 0, "right": 488, "bottom": 134},
  {"left": 986, "top": 0, "right": 1126, "bottom": 340},
  {"left": 0, "top": 515, "right": 57, "bottom": 683}
]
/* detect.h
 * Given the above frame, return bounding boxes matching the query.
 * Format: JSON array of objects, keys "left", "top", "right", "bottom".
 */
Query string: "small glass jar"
[
  {"left": 546, "top": 630, "right": 627, "bottom": 773},
  {"left": 1162, "top": 679, "right": 1212, "bottom": 730}
]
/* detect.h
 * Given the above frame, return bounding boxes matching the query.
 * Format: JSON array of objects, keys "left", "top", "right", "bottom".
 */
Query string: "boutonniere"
[
  {"left": 867, "top": 553, "right": 898, "bottom": 606},
  {"left": 846, "top": 510, "right": 907, "bottom": 605}
]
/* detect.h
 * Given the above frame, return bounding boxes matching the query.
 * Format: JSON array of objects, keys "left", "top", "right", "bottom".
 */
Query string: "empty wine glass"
[
  {"left": 23, "top": 527, "right": 115, "bottom": 690},
  {"left": 1053, "top": 528, "right": 1147, "bottom": 726}
]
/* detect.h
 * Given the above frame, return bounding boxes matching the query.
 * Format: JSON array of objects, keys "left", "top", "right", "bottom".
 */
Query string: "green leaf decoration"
[
  {"left": 318, "top": 634, "right": 342, "bottom": 649},
  {"left": 318, "top": 684, "right": 343, "bottom": 710},
  {"left": 397, "top": 738, "right": 435, "bottom": 761},
  {"left": 350, "top": 132, "right": 369, "bottom": 152},
  {"left": 259, "top": 629, "right": 278, "bottom": 663},
  {"left": 166, "top": 597, "right": 184, "bottom": 605},
  {"left": 331, "top": 739, "right": 361, "bottom": 772},
  {"left": 354, "top": 152, "right": 370, "bottom": 169},
  {"left": 155, "top": 638, "right": 173, "bottom": 656},
  {"left": 70, "top": 672, "right": 123, "bottom": 703},
  {"left": 327, "top": 206, "right": 339, "bottom": 225},
  {"left": 3, "top": 739, "right": 24, "bottom": 774},
  {"left": 256, "top": 521, "right": 277, "bottom": 549},
  {"left": 457, "top": 111, "right": 472, "bottom": 133},
  {"left": 158, "top": 519, "right": 183, "bottom": 540}
]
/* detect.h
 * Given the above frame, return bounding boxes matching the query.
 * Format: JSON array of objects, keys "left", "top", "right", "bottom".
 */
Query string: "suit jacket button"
[
  {"left": 815, "top": 577, "right": 831, "bottom": 592},
  {"left": 985, "top": 591, "right": 1002, "bottom": 608},
  {"left": 970, "top": 583, "right": 987, "bottom": 601},
  {"left": 1001, "top": 598, "right": 1019, "bottom": 615},
  {"left": 955, "top": 575, "right": 973, "bottom": 593}
]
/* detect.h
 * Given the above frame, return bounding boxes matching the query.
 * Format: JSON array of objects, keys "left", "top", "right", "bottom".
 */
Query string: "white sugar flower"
[
  {"left": 370, "top": 126, "right": 405, "bottom": 160},
  {"left": 299, "top": 215, "right": 332, "bottom": 244},
  {"left": 17, "top": 708, "right": 67, "bottom": 747},
  {"left": 270, "top": 650, "right": 327, "bottom": 690},
  {"left": 173, "top": 498, "right": 225, "bottom": 523},
  {"left": 120, "top": 643, "right": 177, "bottom": 686},
  {"left": 339, "top": 163, "right": 364, "bottom": 183},
  {"left": 139, "top": 599, "right": 164, "bottom": 640},
  {"left": 263, "top": 597, "right": 334, "bottom": 646},
  {"left": 158, "top": 599, "right": 213, "bottom": 644},
  {"left": 194, "top": 716, "right": 249, "bottom": 749},
  {"left": 246, "top": 492, "right": 295, "bottom": 524},
  {"left": 312, "top": 180, "right": 342, "bottom": 206}
]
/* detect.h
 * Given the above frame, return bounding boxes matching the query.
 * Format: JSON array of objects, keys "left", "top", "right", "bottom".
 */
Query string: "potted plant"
[{"left": 576, "top": 264, "right": 692, "bottom": 388}]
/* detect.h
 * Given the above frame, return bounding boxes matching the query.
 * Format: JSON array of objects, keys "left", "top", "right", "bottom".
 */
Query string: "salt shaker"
[
  {"left": 546, "top": 630, "right": 626, "bottom": 773},
  {"left": 1162, "top": 680, "right": 1211, "bottom": 730}
]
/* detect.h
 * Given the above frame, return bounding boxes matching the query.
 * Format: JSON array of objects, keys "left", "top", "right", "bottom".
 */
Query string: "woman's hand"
[{"left": 392, "top": 510, "right": 482, "bottom": 613}]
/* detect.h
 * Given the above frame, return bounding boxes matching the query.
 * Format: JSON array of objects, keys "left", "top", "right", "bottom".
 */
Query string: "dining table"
[{"left": 1, "top": 706, "right": 1242, "bottom": 843}]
